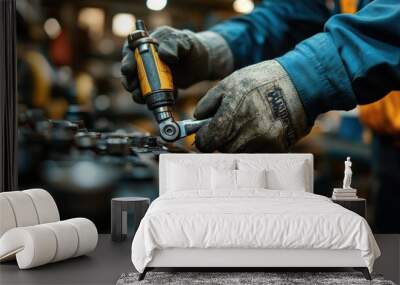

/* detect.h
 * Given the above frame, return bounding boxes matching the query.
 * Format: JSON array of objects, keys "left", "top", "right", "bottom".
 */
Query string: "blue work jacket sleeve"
[
  {"left": 211, "top": 0, "right": 331, "bottom": 70},
  {"left": 278, "top": 0, "right": 400, "bottom": 123}
]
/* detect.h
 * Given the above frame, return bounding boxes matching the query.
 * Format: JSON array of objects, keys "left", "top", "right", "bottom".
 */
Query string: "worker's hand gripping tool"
[{"left": 127, "top": 20, "right": 210, "bottom": 142}]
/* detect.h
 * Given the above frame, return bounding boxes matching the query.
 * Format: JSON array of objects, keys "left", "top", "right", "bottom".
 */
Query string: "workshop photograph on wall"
[{"left": 1, "top": 0, "right": 400, "bottom": 284}]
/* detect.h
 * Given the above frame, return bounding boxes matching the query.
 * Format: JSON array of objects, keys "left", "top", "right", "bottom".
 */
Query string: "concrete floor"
[
  {"left": 0, "top": 235, "right": 133, "bottom": 285},
  {"left": 1, "top": 234, "right": 399, "bottom": 285},
  {"left": 374, "top": 234, "right": 400, "bottom": 284}
]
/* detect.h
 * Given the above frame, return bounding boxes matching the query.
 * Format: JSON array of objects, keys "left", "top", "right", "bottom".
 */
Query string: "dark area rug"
[{"left": 116, "top": 272, "right": 396, "bottom": 285}]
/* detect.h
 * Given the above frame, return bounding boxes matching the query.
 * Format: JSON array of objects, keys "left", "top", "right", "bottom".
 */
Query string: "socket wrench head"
[{"left": 159, "top": 120, "right": 180, "bottom": 142}]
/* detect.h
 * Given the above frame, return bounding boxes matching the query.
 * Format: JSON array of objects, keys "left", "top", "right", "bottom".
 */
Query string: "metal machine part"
[
  {"left": 75, "top": 132, "right": 101, "bottom": 149},
  {"left": 18, "top": 107, "right": 191, "bottom": 232},
  {"left": 127, "top": 20, "right": 210, "bottom": 142}
]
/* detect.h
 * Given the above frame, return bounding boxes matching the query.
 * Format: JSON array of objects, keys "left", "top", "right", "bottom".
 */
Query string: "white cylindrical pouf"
[
  {"left": 0, "top": 195, "right": 17, "bottom": 237},
  {"left": 23, "top": 189, "right": 60, "bottom": 223},
  {"left": 1, "top": 192, "right": 39, "bottom": 227},
  {"left": 65, "top": 218, "right": 98, "bottom": 257}
]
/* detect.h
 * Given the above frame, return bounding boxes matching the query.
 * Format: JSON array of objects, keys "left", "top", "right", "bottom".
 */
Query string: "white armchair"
[{"left": 0, "top": 189, "right": 97, "bottom": 269}]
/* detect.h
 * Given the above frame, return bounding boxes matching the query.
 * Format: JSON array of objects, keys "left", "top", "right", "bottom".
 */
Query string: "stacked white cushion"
[
  {"left": 238, "top": 158, "right": 308, "bottom": 191},
  {"left": 0, "top": 189, "right": 97, "bottom": 269}
]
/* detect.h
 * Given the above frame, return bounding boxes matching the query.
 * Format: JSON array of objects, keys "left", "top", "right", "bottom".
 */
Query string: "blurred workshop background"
[{"left": 16, "top": 0, "right": 400, "bottom": 234}]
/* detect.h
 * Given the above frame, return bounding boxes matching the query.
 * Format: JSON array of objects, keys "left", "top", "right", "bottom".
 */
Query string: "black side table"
[
  {"left": 331, "top": 198, "right": 366, "bottom": 218},
  {"left": 111, "top": 197, "right": 150, "bottom": 242}
]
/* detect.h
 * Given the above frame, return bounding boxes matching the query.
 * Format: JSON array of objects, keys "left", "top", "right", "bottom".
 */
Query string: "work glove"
[
  {"left": 121, "top": 26, "right": 233, "bottom": 104},
  {"left": 194, "top": 60, "right": 311, "bottom": 153}
]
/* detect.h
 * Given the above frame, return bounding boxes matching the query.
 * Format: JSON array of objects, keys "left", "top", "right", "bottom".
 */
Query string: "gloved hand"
[
  {"left": 194, "top": 60, "right": 311, "bottom": 153},
  {"left": 121, "top": 26, "right": 233, "bottom": 104}
]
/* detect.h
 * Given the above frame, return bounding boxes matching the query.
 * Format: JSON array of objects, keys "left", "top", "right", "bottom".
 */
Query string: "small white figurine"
[
  {"left": 332, "top": 157, "right": 357, "bottom": 199},
  {"left": 343, "top": 157, "right": 353, "bottom": 189}
]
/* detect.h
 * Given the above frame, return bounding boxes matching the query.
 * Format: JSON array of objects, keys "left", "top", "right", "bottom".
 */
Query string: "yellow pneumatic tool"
[{"left": 127, "top": 20, "right": 210, "bottom": 142}]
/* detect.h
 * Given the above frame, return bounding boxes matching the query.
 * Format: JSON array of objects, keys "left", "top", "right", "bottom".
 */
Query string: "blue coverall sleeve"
[
  {"left": 211, "top": 0, "right": 332, "bottom": 69},
  {"left": 278, "top": 0, "right": 400, "bottom": 123}
]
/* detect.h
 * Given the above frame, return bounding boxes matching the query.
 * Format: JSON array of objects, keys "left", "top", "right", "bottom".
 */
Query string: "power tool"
[{"left": 127, "top": 20, "right": 210, "bottom": 142}]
